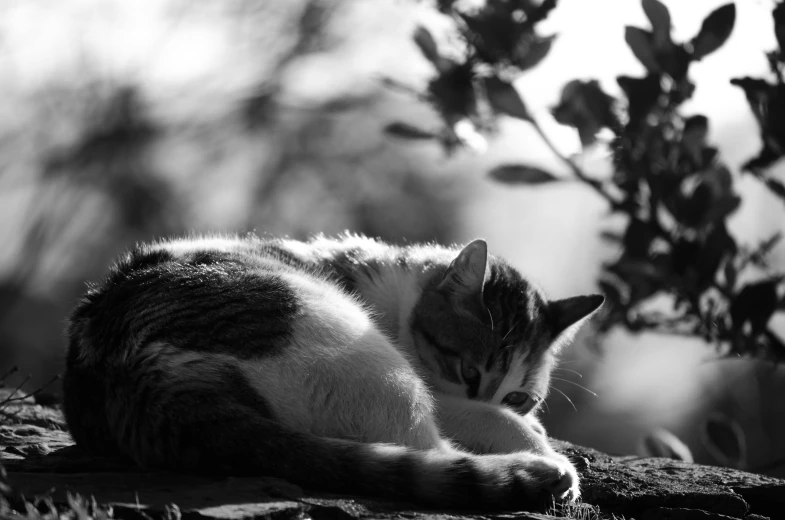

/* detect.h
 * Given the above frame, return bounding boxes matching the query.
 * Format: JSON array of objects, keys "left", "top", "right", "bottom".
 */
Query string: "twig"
[
  {"left": 527, "top": 115, "right": 621, "bottom": 208},
  {"left": 0, "top": 373, "right": 61, "bottom": 410},
  {"left": 0, "top": 366, "right": 19, "bottom": 388},
  {"left": 378, "top": 76, "right": 431, "bottom": 103},
  {"left": 0, "top": 374, "right": 31, "bottom": 408}
]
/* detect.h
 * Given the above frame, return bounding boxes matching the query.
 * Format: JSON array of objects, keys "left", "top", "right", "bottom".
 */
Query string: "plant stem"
[{"left": 527, "top": 115, "right": 620, "bottom": 207}]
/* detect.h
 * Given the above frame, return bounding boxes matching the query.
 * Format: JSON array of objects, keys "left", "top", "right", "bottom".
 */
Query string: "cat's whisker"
[
  {"left": 487, "top": 308, "right": 495, "bottom": 332},
  {"left": 551, "top": 387, "right": 577, "bottom": 411},
  {"left": 540, "top": 398, "right": 551, "bottom": 414},
  {"left": 553, "top": 367, "right": 583, "bottom": 378},
  {"left": 501, "top": 317, "right": 524, "bottom": 342},
  {"left": 551, "top": 377, "right": 598, "bottom": 398}
]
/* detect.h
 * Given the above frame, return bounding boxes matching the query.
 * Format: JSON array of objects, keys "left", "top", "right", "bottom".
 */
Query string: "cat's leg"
[
  {"left": 435, "top": 394, "right": 549, "bottom": 454},
  {"left": 435, "top": 393, "right": 579, "bottom": 498},
  {"left": 101, "top": 346, "right": 576, "bottom": 509}
]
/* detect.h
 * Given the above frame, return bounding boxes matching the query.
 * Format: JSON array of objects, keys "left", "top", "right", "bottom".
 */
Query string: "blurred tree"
[
  {"left": 392, "top": 0, "right": 785, "bottom": 363},
  {"left": 0, "top": 0, "right": 461, "bottom": 385}
]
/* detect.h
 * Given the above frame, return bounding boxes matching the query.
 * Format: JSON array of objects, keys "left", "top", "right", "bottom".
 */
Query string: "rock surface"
[{"left": 1, "top": 397, "right": 783, "bottom": 520}]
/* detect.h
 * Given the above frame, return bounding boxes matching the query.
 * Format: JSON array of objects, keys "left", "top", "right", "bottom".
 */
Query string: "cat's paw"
[
  {"left": 524, "top": 453, "right": 580, "bottom": 502},
  {"left": 468, "top": 452, "right": 580, "bottom": 510}
]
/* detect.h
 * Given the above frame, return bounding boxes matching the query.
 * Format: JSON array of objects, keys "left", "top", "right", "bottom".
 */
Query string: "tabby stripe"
[{"left": 444, "top": 456, "right": 485, "bottom": 500}]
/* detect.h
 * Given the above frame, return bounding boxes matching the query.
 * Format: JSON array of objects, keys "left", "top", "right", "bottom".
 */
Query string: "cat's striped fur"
[{"left": 64, "top": 233, "right": 603, "bottom": 511}]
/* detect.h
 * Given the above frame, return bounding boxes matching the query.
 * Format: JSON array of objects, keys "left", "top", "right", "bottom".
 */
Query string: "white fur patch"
[
  {"left": 241, "top": 271, "right": 444, "bottom": 450},
  {"left": 490, "top": 351, "right": 530, "bottom": 404},
  {"left": 358, "top": 264, "right": 423, "bottom": 351}
]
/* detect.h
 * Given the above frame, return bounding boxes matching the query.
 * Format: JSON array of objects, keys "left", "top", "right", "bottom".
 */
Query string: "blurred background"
[{"left": 1, "top": 0, "right": 784, "bottom": 476}]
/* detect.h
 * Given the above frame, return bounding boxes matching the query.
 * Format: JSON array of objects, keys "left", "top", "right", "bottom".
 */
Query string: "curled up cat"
[{"left": 63, "top": 233, "right": 604, "bottom": 511}]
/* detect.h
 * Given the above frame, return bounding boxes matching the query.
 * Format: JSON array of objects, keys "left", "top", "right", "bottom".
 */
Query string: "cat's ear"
[
  {"left": 438, "top": 239, "right": 489, "bottom": 304},
  {"left": 547, "top": 294, "right": 604, "bottom": 341}
]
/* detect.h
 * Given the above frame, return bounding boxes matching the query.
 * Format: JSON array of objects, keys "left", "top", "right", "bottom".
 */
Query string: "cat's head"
[{"left": 410, "top": 239, "right": 603, "bottom": 415}]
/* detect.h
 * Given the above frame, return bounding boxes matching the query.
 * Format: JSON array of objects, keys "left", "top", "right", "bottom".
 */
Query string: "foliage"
[
  {"left": 729, "top": 2, "right": 785, "bottom": 185},
  {"left": 393, "top": 0, "right": 785, "bottom": 362},
  {"left": 0, "top": 0, "right": 463, "bottom": 390},
  {"left": 0, "top": 465, "right": 181, "bottom": 520},
  {"left": 385, "top": 0, "right": 559, "bottom": 152}
]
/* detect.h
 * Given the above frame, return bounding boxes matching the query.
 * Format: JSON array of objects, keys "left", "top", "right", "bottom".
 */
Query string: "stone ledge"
[{"left": 2, "top": 401, "right": 783, "bottom": 520}]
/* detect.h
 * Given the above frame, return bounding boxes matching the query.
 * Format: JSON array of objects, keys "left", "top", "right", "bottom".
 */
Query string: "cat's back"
[
  {"left": 63, "top": 236, "right": 317, "bottom": 451},
  {"left": 63, "top": 234, "right": 394, "bottom": 453},
  {"left": 67, "top": 235, "right": 322, "bottom": 362}
]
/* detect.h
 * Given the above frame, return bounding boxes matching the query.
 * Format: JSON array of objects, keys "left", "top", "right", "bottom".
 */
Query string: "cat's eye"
[
  {"left": 502, "top": 391, "right": 539, "bottom": 414},
  {"left": 502, "top": 392, "right": 529, "bottom": 406},
  {"left": 460, "top": 359, "right": 480, "bottom": 385}
]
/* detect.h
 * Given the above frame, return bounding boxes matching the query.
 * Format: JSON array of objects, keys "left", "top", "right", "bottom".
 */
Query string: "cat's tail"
[{"left": 225, "top": 420, "right": 577, "bottom": 511}]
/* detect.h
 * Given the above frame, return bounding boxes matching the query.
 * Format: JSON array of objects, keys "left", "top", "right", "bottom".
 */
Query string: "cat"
[{"left": 63, "top": 233, "right": 603, "bottom": 511}]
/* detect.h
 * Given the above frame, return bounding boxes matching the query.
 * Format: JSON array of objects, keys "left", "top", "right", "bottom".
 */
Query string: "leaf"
[
  {"left": 681, "top": 115, "right": 709, "bottom": 166},
  {"left": 729, "top": 78, "right": 785, "bottom": 171},
  {"left": 457, "top": 11, "right": 519, "bottom": 66},
  {"left": 483, "top": 76, "right": 531, "bottom": 121},
  {"left": 413, "top": 26, "right": 441, "bottom": 66},
  {"left": 600, "top": 231, "right": 623, "bottom": 244},
  {"left": 639, "top": 428, "right": 693, "bottom": 462},
  {"left": 625, "top": 26, "right": 660, "bottom": 73},
  {"left": 428, "top": 61, "right": 477, "bottom": 124},
  {"left": 605, "top": 257, "right": 667, "bottom": 281},
  {"left": 436, "top": 0, "right": 455, "bottom": 14},
  {"left": 730, "top": 77, "right": 772, "bottom": 129},
  {"left": 765, "top": 178, "right": 785, "bottom": 200},
  {"left": 730, "top": 279, "right": 782, "bottom": 334},
  {"left": 642, "top": 0, "right": 671, "bottom": 46},
  {"left": 515, "top": 35, "right": 557, "bottom": 72},
  {"left": 488, "top": 164, "right": 562, "bottom": 185},
  {"left": 701, "top": 414, "right": 746, "bottom": 469},
  {"left": 671, "top": 239, "right": 701, "bottom": 277},
  {"left": 723, "top": 260, "right": 737, "bottom": 291},
  {"left": 623, "top": 218, "right": 655, "bottom": 258},
  {"left": 552, "top": 80, "right": 618, "bottom": 147},
  {"left": 617, "top": 74, "right": 662, "bottom": 125},
  {"left": 696, "top": 222, "right": 737, "bottom": 290},
  {"left": 526, "top": 0, "right": 557, "bottom": 25},
  {"left": 756, "top": 231, "right": 783, "bottom": 259},
  {"left": 384, "top": 122, "right": 438, "bottom": 140},
  {"left": 661, "top": 44, "right": 692, "bottom": 81},
  {"left": 672, "top": 166, "right": 740, "bottom": 229},
  {"left": 691, "top": 3, "right": 736, "bottom": 61},
  {"left": 774, "top": 2, "right": 785, "bottom": 52}
]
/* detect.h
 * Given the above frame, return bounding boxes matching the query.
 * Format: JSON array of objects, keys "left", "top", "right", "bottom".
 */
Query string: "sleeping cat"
[{"left": 63, "top": 233, "right": 603, "bottom": 511}]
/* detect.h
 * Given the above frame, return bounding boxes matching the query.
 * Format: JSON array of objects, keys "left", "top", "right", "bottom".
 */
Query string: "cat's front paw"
[{"left": 527, "top": 453, "right": 580, "bottom": 502}]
